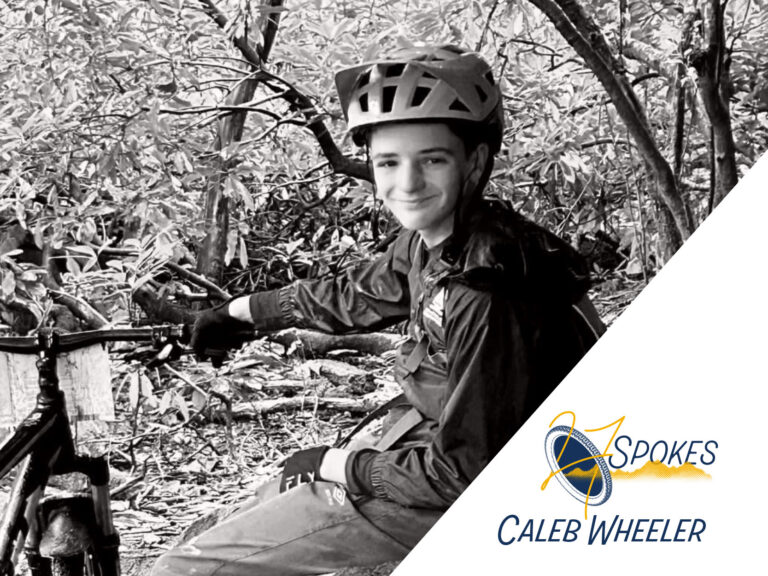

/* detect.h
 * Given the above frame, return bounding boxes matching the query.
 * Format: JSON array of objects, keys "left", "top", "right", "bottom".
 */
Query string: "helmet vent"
[
  {"left": 358, "top": 93, "right": 369, "bottom": 112},
  {"left": 475, "top": 85, "right": 488, "bottom": 103},
  {"left": 422, "top": 71, "right": 436, "bottom": 80},
  {"left": 382, "top": 86, "right": 397, "bottom": 112},
  {"left": 484, "top": 71, "right": 495, "bottom": 86},
  {"left": 357, "top": 71, "right": 371, "bottom": 88},
  {"left": 411, "top": 86, "right": 431, "bottom": 107},
  {"left": 449, "top": 98, "right": 470, "bottom": 112},
  {"left": 385, "top": 63, "right": 406, "bottom": 78}
]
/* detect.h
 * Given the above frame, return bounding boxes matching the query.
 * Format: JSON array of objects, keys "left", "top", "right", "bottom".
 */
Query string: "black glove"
[
  {"left": 279, "top": 446, "right": 330, "bottom": 493},
  {"left": 191, "top": 301, "right": 253, "bottom": 367}
]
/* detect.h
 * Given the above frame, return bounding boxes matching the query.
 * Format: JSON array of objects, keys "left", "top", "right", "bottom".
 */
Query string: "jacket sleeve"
[
  {"left": 247, "top": 231, "right": 417, "bottom": 333},
  {"left": 346, "top": 281, "right": 535, "bottom": 509}
]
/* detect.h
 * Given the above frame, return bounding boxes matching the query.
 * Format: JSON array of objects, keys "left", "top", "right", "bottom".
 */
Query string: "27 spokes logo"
[
  {"left": 497, "top": 412, "right": 716, "bottom": 546},
  {"left": 542, "top": 411, "right": 625, "bottom": 518},
  {"left": 542, "top": 411, "right": 717, "bottom": 518}
]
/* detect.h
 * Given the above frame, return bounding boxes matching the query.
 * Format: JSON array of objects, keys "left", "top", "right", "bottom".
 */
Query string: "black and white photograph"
[{"left": 1, "top": 0, "right": 766, "bottom": 574}]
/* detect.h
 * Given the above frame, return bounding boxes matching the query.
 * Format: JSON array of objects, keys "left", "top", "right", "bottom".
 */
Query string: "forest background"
[{"left": 0, "top": 0, "right": 767, "bottom": 573}]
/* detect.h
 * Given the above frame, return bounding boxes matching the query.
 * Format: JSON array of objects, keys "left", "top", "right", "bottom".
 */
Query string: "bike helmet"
[{"left": 335, "top": 45, "right": 504, "bottom": 153}]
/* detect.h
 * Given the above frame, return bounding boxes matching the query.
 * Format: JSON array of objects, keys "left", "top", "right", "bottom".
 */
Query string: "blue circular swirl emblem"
[{"left": 544, "top": 425, "right": 612, "bottom": 505}]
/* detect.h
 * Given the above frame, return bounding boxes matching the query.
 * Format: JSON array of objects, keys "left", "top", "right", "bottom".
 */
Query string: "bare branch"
[
  {"left": 526, "top": 0, "right": 695, "bottom": 243},
  {"left": 222, "top": 396, "right": 380, "bottom": 418},
  {"left": 267, "top": 170, "right": 336, "bottom": 195},
  {"left": 623, "top": 39, "right": 677, "bottom": 80},
  {"left": 475, "top": 0, "right": 502, "bottom": 52},
  {"left": 92, "top": 245, "right": 231, "bottom": 301},
  {"left": 197, "top": 0, "right": 265, "bottom": 68},
  {"left": 196, "top": 0, "right": 371, "bottom": 182},
  {"left": 48, "top": 290, "right": 109, "bottom": 328},
  {"left": 166, "top": 262, "right": 232, "bottom": 301}
]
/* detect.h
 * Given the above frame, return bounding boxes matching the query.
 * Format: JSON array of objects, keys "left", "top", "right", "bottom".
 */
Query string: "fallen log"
[
  {"left": 223, "top": 396, "right": 381, "bottom": 419},
  {"left": 269, "top": 329, "right": 403, "bottom": 356}
]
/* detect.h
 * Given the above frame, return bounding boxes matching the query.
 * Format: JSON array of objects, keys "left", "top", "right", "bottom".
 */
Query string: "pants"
[{"left": 150, "top": 479, "right": 442, "bottom": 576}]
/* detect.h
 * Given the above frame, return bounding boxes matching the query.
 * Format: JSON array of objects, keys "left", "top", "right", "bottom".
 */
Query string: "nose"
[{"left": 397, "top": 160, "right": 425, "bottom": 193}]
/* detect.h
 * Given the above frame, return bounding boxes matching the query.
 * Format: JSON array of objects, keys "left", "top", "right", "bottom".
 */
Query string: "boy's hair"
[{"left": 359, "top": 118, "right": 493, "bottom": 157}]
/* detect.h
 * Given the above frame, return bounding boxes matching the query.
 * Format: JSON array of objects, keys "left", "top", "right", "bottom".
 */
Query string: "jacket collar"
[{"left": 433, "top": 199, "right": 592, "bottom": 302}]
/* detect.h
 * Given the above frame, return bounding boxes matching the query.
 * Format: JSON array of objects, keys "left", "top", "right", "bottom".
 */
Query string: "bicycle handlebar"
[{"left": 0, "top": 325, "right": 189, "bottom": 354}]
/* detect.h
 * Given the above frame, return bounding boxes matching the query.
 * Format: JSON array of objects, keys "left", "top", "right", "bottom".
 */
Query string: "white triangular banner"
[{"left": 395, "top": 152, "right": 768, "bottom": 575}]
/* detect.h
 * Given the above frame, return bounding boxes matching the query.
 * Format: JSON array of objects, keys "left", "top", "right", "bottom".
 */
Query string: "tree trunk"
[
  {"left": 671, "top": 70, "right": 687, "bottom": 183},
  {"left": 690, "top": 0, "right": 739, "bottom": 210},
  {"left": 196, "top": 79, "right": 258, "bottom": 285},
  {"left": 196, "top": 0, "right": 285, "bottom": 285},
  {"left": 526, "top": 0, "right": 696, "bottom": 257},
  {"left": 672, "top": 10, "right": 697, "bottom": 185},
  {"left": 655, "top": 202, "right": 683, "bottom": 264}
]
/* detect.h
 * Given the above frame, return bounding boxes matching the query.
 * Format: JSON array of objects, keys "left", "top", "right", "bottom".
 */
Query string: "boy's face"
[{"left": 370, "top": 123, "right": 479, "bottom": 248}]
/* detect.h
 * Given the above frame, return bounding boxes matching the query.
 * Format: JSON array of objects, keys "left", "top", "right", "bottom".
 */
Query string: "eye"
[
  {"left": 422, "top": 155, "right": 448, "bottom": 166},
  {"left": 375, "top": 159, "right": 398, "bottom": 169}
]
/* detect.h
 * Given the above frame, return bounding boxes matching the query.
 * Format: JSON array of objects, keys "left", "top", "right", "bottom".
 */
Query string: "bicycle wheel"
[
  {"left": 50, "top": 550, "right": 108, "bottom": 576},
  {"left": 50, "top": 554, "right": 85, "bottom": 576}
]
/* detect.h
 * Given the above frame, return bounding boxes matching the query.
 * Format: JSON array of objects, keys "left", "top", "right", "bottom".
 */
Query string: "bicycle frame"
[
  {"left": 0, "top": 326, "right": 188, "bottom": 576},
  {"left": 0, "top": 336, "right": 117, "bottom": 575}
]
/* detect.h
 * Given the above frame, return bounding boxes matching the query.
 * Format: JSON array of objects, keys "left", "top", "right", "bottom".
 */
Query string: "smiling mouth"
[{"left": 393, "top": 196, "right": 435, "bottom": 205}]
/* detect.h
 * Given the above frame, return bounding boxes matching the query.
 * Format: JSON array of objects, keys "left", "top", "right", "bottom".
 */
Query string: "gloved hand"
[
  {"left": 279, "top": 446, "right": 330, "bottom": 493},
  {"left": 190, "top": 301, "right": 253, "bottom": 367}
]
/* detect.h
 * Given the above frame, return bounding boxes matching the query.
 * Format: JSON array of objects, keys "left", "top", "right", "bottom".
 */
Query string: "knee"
[{"left": 150, "top": 543, "right": 206, "bottom": 576}]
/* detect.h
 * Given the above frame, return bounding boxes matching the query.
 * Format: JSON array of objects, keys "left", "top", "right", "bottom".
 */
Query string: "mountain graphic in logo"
[
  {"left": 564, "top": 464, "right": 600, "bottom": 479},
  {"left": 612, "top": 461, "right": 711, "bottom": 480}
]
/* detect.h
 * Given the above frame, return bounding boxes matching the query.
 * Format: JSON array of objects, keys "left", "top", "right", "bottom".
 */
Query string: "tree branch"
[
  {"left": 475, "top": 0, "right": 502, "bottom": 51},
  {"left": 92, "top": 245, "right": 232, "bottom": 302},
  {"left": 196, "top": 0, "right": 371, "bottom": 182},
  {"left": 556, "top": 0, "right": 622, "bottom": 68},
  {"left": 580, "top": 138, "right": 634, "bottom": 149},
  {"left": 166, "top": 262, "right": 231, "bottom": 301},
  {"left": 526, "top": 0, "right": 694, "bottom": 244},
  {"left": 211, "top": 396, "right": 376, "bottom": 419},
  {"left": 48, "top": 290, "right": 109, "bottom": 328},
  {"left": 197, "top": 0, "right": 265, "bottom": 68},
  {"left": 690, "top": 0, "right": 739, "bottom": 208},
  {"left": 623, "top": 39, "right": 676, "bottom": 80}
]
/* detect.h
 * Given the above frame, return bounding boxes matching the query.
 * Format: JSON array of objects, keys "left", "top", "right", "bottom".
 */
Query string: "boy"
[{"left": 152, "top": 45, "right": 603, "bottom": 576}]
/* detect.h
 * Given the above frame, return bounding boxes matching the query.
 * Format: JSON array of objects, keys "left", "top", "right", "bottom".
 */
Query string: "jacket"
[{"left": 247, "top": 199, "right": 604, "bottom": 509}]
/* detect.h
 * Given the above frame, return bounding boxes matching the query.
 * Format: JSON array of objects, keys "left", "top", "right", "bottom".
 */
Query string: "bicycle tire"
[{"left": 50, "top": 555, "right": 85, "bottom": 576}]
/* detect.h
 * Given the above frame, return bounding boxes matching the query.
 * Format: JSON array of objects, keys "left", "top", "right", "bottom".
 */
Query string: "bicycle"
[{"left": 0, "top": 325, "right": 190, "bottom": 576}]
